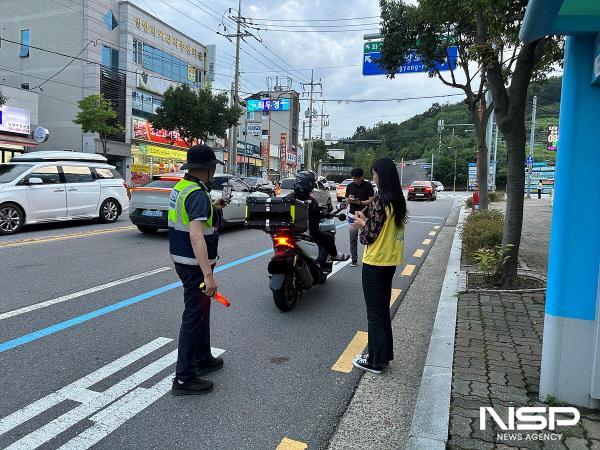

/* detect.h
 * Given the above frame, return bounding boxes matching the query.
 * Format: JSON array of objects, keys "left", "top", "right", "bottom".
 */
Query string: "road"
[{"left": 0, "top": 191, "right": 467, "bottom": 450}]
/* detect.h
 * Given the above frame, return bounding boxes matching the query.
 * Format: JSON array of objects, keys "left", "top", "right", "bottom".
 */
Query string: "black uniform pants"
[
  {"left": 174, "top": 263, "right": 212, "bottom": 383},
  {"left": 311, "top": 230, "right": 338, "bottom": 265},
  {"left": 362, "top": 263, "right": 396, "bottom": 367}
]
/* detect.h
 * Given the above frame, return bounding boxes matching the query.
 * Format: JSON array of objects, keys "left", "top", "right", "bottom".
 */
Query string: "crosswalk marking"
[{"left": 0, "top": 337, "right": 225, "bottom": 450}]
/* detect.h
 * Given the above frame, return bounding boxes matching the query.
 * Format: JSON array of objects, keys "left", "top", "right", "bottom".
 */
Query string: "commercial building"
[
  {"left": 0, "top": 85, "right": 40, "bottom": 163},
  {"left": 0, "top": 0, "right": 216, "bottom": 184},
  {"left": 236, "top": 89, "right": 301, "bottom": 181}
]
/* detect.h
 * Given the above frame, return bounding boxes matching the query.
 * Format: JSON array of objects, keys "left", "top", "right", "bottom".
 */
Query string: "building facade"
[
  {"left": 0, "top": 0, "right": 216, "bottom": 184},
  {"left": 236, "top": 90, "right": 301, "bottom": 181},
  {"left": 0, "top": 85, "right": 40, "bottom": 163}
]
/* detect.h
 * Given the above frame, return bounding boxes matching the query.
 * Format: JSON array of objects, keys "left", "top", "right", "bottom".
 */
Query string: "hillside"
[{"left": 336, "top": 77, "right": 562, "bottom": 189}]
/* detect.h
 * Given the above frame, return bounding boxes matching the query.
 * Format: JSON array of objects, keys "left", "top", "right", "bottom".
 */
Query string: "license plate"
[
  {"left": 416, "top": 193, "right": 424, "bottom": 197},
  {"left": 141, "top": 210, "right": 163, "bottom": 217}
]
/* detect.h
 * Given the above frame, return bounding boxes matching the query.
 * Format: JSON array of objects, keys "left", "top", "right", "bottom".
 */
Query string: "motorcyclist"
[{"left": 292, "top": 170, "right": 349, "bottom": 266}]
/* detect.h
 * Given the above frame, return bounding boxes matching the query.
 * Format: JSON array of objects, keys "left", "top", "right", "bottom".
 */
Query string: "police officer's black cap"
[{"left": 181, "top": 144, "right": 224, "bottom": 170}]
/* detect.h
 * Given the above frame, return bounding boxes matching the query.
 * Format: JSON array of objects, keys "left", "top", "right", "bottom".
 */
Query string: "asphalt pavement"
[{"left": 0, "top": 191, "right": 468, "bottom": 449}]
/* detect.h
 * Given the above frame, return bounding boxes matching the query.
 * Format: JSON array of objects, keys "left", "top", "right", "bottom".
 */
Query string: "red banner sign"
[
  {"left": 132, "top": 116, "right": 193, "bottom": 149},
  {"left": 279, "top": 133, "right": 287, "bottom": 172}
]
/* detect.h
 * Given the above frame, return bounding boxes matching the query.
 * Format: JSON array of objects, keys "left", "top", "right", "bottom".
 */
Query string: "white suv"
[{"left": 0, "top": 151, "right": 129, "bottom": 235}]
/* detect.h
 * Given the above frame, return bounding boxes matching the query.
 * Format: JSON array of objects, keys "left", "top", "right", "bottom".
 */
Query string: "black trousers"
[
  {"left": 362, "top": 263, "right": 396, "bottom": 367},
  {"left": 311, "top": 230, "right": 338, "bottom": 264},
  {"left": 174, "top": 263, "right": 212, "bottom": 383}
]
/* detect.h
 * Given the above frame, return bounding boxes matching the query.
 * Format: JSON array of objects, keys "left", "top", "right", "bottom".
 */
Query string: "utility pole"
[
  {"left": 301, "top": 70, "right": 322, "bottom": 171},
  {"left": 526, "top": 95, "right": 537, "bottom": 199},
  {"left": 451, "top": 127, "right": 456, "bottom": 192},
  {"left": 400, "top": 157, "right": 404, "bottom": 187},
  {"left": 318, "top": 102, "right": 329, "bottom": 139},
  {"left": 221, "top": 0, "right": 257, "bottom": 175}
]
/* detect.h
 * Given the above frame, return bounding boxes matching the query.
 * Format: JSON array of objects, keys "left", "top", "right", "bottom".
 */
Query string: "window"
[
  {"left": 103, "top": 11, "right": 118, "bottom": 31},
  {"left": 246, "top": 111, "right": 255, "bottom": 120},
  {"left": 132, "top": 39, "right": 143, "bottom": 64},
  {"left": 62, "top": 166, "right": 95, "bottom": 183},
  {"left": 19, "top": 29, "right": 30, "bottom": 58},
  {"left": 94, "top": 168, "right": 116, "bottom": 179},
  {"left": 210, "top": 176, "right": 228, "bottom": 191},
  {"left": 228, "top": 178, "right": 250, "bottom": 192},
  {"left": 21, "top": 83, "right": 29, "bottom": 90},
  {"left": 0, "top": 164, "right": 34, "bottom": 183},
  {"left": 102, "top": 45, "right": 119, "bottom": 69},
  {"left": 261, "top": 129, "right": 269, "bottom": 137},
  {"left": 280, "top": 179, "right": 296, "bottom": 190},
  {"left": 30, "top": 166, "right": 61, "bottom": 184}
]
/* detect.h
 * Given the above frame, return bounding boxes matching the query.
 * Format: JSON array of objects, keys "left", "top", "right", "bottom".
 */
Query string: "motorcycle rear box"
[{"left": 245, "top": 196, "right": 308, "bottom": 232}]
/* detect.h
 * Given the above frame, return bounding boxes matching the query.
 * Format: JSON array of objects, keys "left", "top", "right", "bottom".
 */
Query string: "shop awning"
[{"left": 0, "top": 135, "right": 39, "bottom": 147}]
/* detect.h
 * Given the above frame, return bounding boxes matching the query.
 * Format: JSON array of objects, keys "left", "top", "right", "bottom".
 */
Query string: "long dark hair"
[{"left": 372, "top": 158, "right": 407, "bottom": 228}]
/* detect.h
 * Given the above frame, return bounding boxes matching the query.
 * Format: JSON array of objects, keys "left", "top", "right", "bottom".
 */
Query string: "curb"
[{"left": 405, "top": 204, "right": 466, "bottom": 449}]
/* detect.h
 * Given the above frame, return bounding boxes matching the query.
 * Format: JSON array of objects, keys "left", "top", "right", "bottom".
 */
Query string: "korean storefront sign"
[
  {"left": 0, "top": 106, "right": 31, "bottom": 135},
  {"left": 134, "top": 16, "right": 203, "bottom": 61},
  {"left": 132, "top": 116, "right": 191, "bottom": 149},
  {"left": 279, "top": 133, "right": 287, "bottom": 172}
]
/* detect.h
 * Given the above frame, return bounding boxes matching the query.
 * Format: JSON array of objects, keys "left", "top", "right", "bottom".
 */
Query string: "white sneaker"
[{"left": 352, "top": 354, "right": 383, "bottom": 374}]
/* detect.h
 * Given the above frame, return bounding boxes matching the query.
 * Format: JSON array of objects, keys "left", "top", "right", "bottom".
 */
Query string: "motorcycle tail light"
[{"left": 273, "top": 235, "right": 294, "bottom": 248}]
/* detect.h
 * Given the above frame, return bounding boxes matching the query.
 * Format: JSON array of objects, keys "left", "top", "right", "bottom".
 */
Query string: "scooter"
[{"left": 266, "top": 203, "right": 347, "bottom": 312}]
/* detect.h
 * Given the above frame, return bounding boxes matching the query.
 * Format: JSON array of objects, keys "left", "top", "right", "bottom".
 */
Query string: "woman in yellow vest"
[{"left": 351, "top": 157, "right": 407, "bottom": 374}]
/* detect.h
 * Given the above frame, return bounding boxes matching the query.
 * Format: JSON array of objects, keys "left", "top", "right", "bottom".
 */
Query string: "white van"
[{"left": 0, "top": 151, "right": 129, "bottom": 235}]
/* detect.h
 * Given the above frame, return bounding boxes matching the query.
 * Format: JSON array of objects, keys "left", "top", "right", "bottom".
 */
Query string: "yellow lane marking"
[
  {"left": 422, "top": 238, "right": 432, "bottom": 245},
  {"left": 413, "top": 249, "right": 425, "bottom": 258},
  {"left": 390, "top": 288, "right": 402, "bottom": 306},
  {"left": 0, "top": 226, "right": 136, "bottom": 249},
  {"left": 433, "top": 225, "right": 440, "bottom": 229},
  {"left": 428, "top": 231, "right": 436, "bottom": 236},
  {"left": 277, "top": 438, "right": 308, "bottom": 450},
  {"left": 331, "top": 331, "right": 368, "bottom": 373},
  {"left": 401, "top": 264, "right": 416, "bottom": 276}
]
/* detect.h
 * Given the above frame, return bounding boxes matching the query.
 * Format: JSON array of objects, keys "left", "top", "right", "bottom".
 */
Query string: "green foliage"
[
  {"left": 0, "top": 92, "right": 6, "bottom": 107},
  {"left": 473, "top": 244, "right": 513, "bottom": 274},
  {"left": 466, "top": 196, "right": 474, "bottom": 209},
  {"left": 73, "top": 94, "right": 124, "bottom": 156},
  {"left": 153, "top": 84, "right": 241, "bottom": 147},
  {"left": 461, "top": 210, "right": 504, "bottom": 263},
  {"left": 489, "top": 191, "right": 505, "bottom": 202},
  {"left": 311, "top": 139, "right": 330, "bottom": 169}
]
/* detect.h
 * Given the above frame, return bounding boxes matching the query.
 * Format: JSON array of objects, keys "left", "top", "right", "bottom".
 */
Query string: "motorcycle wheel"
[{"left": 273, "top": 272, "right": 298, "bottom": 312}]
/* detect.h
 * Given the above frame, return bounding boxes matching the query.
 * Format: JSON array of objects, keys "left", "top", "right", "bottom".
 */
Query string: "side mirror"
[
  {"left": 28, "top": 177, "right": 43, "bottom": 185},
  {"left": 338, "top": 214, "right": 347, "bottom": 222}
]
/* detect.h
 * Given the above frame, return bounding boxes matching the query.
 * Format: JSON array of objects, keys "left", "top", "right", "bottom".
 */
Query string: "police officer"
[{"left": 169, "top": 145, "right": 227, "bottom": 396}]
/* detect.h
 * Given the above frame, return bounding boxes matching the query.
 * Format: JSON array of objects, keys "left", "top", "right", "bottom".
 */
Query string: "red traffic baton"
[{"left": 199, "top": 283, "right": 231, "bottom": 307}]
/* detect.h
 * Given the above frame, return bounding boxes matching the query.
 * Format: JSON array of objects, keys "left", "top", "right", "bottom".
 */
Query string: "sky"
[{"left": 133, "top": 0, "right": 465, "bottom": 139}]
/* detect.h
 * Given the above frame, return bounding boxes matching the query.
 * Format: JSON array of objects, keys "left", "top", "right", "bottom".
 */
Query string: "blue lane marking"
[{"left": 0, "top": 248, "right": 273, "bottom": 353}]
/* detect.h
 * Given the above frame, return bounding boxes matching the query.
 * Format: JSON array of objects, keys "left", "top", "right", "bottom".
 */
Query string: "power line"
[
  {"left": 240, "top": 64, "right": 361, "bottom": 74},
  {"left": 246, "top": 15, "right": 381, "bottom": 22}
]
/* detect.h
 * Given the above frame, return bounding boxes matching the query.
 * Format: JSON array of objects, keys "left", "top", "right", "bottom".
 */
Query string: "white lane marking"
[
  {"left": 409, "top": 215, "right": 446, "bottom": 220},
  {"left": 0, "top": 267, "right": 171, "bottom": 321},
  {"left": 410, "top": 220, "right": 443, "bottom": 225},
  {"left": 328, "top": 259, "right": 353, "bottom": 278},
  {"left": 60, "top": 348, "right": 227, "bottom": 450},
  {"left": 1, "top": 337, "right": 225, "bottom": 450},
  {"left": 0, "top": 337, "right": 171, "bottom": 437}
]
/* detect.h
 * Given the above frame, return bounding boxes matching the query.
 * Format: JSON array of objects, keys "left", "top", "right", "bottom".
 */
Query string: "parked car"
[
  {"left": 407, "top": 180, "right": 437, "bottom": 201},
  {"left": 336, "top": 178, "right": 353, "bottom": 202},
  {"left": 433, "top": 181, "right": 445, "bottom": 191},
  {"left": 242, "top": 177, "right": 276, "bottom": 196},
  {"left": 278, "top": 177, "right": 333, "bottom": 211},
  {"left": 326, "top": 180, "right": 336, "bottom": 190},
  {"left": 0, "top": 151, "right": 129, "bottom": 235},
  {"left": 129, "top": 174, "right": 268, "bottom": 233}
]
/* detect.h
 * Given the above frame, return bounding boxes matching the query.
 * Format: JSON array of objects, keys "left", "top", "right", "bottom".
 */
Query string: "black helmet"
[{"left": 294, "top": 170, "right": 316, "bottom": 199}]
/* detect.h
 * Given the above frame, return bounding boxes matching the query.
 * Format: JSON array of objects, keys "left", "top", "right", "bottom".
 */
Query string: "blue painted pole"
[{"left": 540, "top": 35, "right": 600, "bottom": 407}]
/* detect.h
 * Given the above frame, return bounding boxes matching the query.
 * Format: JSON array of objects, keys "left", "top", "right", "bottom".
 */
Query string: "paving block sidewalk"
[{"left": 448, "top": 291, "right": 600, "bottom": 449}]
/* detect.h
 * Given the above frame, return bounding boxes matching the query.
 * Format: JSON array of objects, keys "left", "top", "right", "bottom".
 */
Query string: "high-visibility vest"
[{"left": 168, "top": 178, "right": 218, "bottom": 266}]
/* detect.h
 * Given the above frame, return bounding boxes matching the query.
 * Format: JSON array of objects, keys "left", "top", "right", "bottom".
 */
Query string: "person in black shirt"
[{"left": 346, "top": 168, "right": 375, "bottom": 266}]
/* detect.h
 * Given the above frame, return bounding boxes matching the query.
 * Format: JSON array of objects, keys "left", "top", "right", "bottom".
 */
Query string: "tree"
[
  {"left": 153, "top": 84, "right": 241, "bottom": 147},
  {"left": 380, "top": 0, "right": 491, "bottom": 211},
  {"left": 0, "top": 92, "right": 6, "bottom": 107},
  {"left": 379, "top": 0, "right": 562, "bottom": 287},
  {"left": 311, "top": 139, "right": 329, "bottom": 169},
  {"left": 73, "top": 94, "right": 124, "bottom": 157}
]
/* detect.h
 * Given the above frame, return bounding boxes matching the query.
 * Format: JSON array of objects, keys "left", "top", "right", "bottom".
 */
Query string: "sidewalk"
[
  {"left": 448, "top": 199, "right": 600, "bottom": 449},
  {"left": 327, "top": 204, "right": 461, "bottom": 449}
]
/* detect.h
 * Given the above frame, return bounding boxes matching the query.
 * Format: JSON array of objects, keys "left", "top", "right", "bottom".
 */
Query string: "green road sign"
[{"left": 364, "top": 41, "right": 383, "bottom": 53}]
